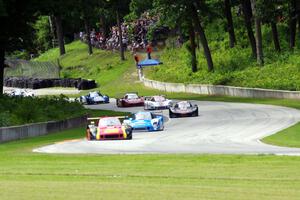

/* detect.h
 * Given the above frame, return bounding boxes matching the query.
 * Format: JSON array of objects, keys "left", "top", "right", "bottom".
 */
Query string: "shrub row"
[
  {"left": 0, "top": 95, "right": 86, "bottom": 127},
  {"left": 4, "top": 77, "right": 97, "bottom": 90}
]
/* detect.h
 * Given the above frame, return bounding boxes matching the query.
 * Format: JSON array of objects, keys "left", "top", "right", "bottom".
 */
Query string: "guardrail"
[
  {"left": 0, "top": 115, "right": 87, "bottom": 143},
  {"left": 141, "top": 77, "right": 300, "bottom": 100}
]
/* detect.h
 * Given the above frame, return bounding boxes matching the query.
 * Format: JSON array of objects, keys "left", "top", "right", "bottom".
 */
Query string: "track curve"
[{"left": 34, "top": 99, "right": 300, "bottom": 155}]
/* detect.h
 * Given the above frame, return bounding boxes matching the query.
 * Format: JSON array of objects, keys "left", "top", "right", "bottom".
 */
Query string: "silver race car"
[
  {"left": 169, "top": 101, "right": 198, "bottom": 118},
  {"left": 144, "top": 95, "right": 172, "bottom": 110}
]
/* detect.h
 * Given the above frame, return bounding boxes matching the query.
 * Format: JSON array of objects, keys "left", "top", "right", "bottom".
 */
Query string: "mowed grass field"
[
  {"left": 1, "top": 127, "right": 300, "bottom": 200},
  {"left": 22, "top": 42, "right": 300, "bottom": 199}
]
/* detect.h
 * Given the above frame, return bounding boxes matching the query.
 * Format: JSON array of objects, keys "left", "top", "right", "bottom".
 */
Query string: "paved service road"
[{"left": 34, "top": 99, "right": 300, "bottom": 155}]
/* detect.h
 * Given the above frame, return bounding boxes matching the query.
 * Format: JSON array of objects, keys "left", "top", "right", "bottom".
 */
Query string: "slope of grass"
[
  {"left": 1, "top": 127, "right": 300, "bottom": 200},
  {"left": 145, "top": 44, "right": 300, "bottom": 91},
  {"left": 263, "top": 122, "right": 300, "bottom": 148},
  {"left": 34, "top": 41, "right": 134, "bottom": 87}
]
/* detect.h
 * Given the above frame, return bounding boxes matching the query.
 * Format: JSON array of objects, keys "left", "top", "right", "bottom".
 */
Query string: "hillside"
[
  {"left": 34, "top": 41, "right": 164, "bottom": 96},
  {"left": 145, "top": 39, "right": 300, "bottom": 91}
]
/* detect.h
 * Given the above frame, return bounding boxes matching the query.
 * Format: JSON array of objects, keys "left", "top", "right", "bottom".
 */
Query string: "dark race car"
[
  {"left": 116, "top": 93, "right": 144, "bottom": 107},
  {"left": 79, "top": 91, "right": 109, "bottom": 105},
  {"left": 86, "top": 116, "right": 132, "bottom": 140},
  {"left": 169, "top": 101, "right": 198, "bottom": 118}
]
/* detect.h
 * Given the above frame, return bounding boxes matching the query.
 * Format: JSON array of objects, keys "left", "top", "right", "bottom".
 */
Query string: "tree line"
[{"left": 1, "top": 0, "right": 300, "bottom": 95}]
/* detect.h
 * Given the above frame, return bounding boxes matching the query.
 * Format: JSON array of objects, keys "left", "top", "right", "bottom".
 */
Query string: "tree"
[
  {"left": 224, "top": 0, "right": 236, "bottom": 48},
  {"left": 289, "top": 0, "right": 298, "bottom": 49},
  {"left": 251, "top": 0, "right": 263, "bottom": 65},
  {"left": 80, "top": 0, "right": 95, "bottom": 55},
  {"left": 106, "top": 0, "right": 130, "bottom": 61},
  {"left": 154, "top": 0, "right": 214, "bottom": 72},
  {"left": 0, "top": 0, "right": 37, "bottom": 95},
  {"left": 241, "top": 0, "right": 257, "bottom": 58},
  {"left": 191, "top": 1, "right": 214, "bottom": 72}
]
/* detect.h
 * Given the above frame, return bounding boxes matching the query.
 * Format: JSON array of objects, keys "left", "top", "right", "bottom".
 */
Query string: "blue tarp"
[{"left": 137, "top": 59, "right": 163, "bottom": 67}]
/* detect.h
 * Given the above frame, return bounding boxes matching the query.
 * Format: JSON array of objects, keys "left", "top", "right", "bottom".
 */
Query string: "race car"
[
  {"left": 144, "top": 95, "right": 172, "bottom": 110},
  {"left": 86, "top": 116, "right": 132, "bottom": 140},
  {"left": 79, "top": 91, "right": 109, "bottom": 104},
  {"left": 123, "top": 111, "right": 164, "bottom": 131},
  {"left": 116, "top": 92, "right": 144, "bottom": 107},
  {"left": 169, "top": 101, "right": 198, "bottom": 118},
  {"left": 9, "top": 88, "right": 34, "bottom": 97}
]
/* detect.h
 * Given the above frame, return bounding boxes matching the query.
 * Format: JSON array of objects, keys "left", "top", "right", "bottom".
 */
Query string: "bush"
[{"left": 0, "top": 95, "right": 86, "bottom": 127}]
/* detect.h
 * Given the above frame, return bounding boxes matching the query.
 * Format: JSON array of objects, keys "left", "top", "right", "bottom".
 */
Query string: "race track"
[{"left": 34, "top": 99, "right": 300, "bottom": 155}]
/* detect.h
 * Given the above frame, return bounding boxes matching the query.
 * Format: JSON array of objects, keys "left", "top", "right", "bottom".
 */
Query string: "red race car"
[
  {"left": 116, "top": 92, "right": 144, "bottom": 107},
  {"left": 86, "top": 117, "right": 132, "bottom": 140}
]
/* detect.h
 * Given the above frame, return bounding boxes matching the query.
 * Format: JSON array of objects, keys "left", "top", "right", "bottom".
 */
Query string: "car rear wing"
[
  {"left": 115, "top": 92, "right": 139, "bottom": 99},
  {"left": 87, "top": 116, "right": 128, "bottom": 125}
]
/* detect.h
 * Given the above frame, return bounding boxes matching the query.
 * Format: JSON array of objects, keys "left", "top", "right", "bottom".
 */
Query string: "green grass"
[
  {"left": 34, "top": 40, "right": 134, "bottom": 87},
  {"left": 145, "top": 44, "right": 300, "bottom": 91},
  {"left": 263, "top": 122, "right": 300, "bottom": 148},
  {"left": 6, "top": 41, "right": 300, "bottom": 199},
  {"left": 1, "top": 127, "right": 300, "bottom": 200}
]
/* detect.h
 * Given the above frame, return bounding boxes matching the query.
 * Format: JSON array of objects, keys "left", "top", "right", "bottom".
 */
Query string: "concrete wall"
[
  {"left": 0, "top": 116, "right": 87, "bottom": 143},
  {"left": 142, "top": 77, "right": 300, "bottom": 99}
]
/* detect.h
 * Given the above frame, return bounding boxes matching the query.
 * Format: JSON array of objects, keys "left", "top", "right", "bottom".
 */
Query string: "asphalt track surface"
[{"left": 34, "top": 99, "right": 300, "bottom": 155}]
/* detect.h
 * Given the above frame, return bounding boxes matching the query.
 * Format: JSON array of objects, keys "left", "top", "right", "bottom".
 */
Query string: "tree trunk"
[
  {"left": 251, "top": 0, "right": 263, "bottom": 65},
  {"left": 54, "top": 14, "right": 65, "bottom": 56},
  {"left": 48, "top": 16, "right": 56, "bottom": 48},
  {"left": 116, "top": 10, "right": 125, "bottom": 61},
  {"left": 242, "top": 0, "right": 257, "bottom": 58},
  {"left": 289, "top": 0, "right": 297, "bottom": 49},
  {"left": 189, "top": 23, "right": 197, "bottom": 72},
  {"left": 271, "top": 22, "right": 281, "bottom": 52},
  {"left": 191, "top": 3, "right": 214, "bottom": 72},
  {"left": 0, "top": 44, "right": 4, "bottom": 96},
  {"left": 224, "top": 0, "right": 236, "bottom": 48},
  {"left": 84, "top": 17, "right": 93, "bottom": 55}
]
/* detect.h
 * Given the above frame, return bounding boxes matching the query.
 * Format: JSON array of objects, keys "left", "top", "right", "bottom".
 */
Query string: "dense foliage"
[{"left": 0, "top": 95, "right": 86, "bottom": 127}]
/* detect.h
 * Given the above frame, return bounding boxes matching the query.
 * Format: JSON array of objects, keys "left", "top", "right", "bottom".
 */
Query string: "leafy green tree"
[
  {"left": 154, "top": 0, "right": 214, "bottom": 72},
  {"left": 106, "top": 0, "right": 131, "bottom": 61},
  {"left": 0, "top": 0, "right": 37, "bottom": 95},
  {"left": 32, "top": 16, "right": 52, "bottom": 53}
]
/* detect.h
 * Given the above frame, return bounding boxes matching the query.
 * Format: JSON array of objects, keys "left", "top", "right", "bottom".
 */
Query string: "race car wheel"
[
  {"left": 116, "top": 100, "right": 122, "bottom": 107},
  {"left": 126, "top": 132, "right": 132, "bottom": 140},
  {"left": 192, "top": 108, "right": 199, "bottom": 117},
  {"left": 169, "top": 112, "right": 176, "bottom": 118},
  {"left": 159, "top": 123, "right": 164, "bottom": 131}
]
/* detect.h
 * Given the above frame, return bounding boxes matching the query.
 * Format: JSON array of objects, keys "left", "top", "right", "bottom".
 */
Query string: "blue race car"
[
  {"left": 79, "top": 91, "right": 109, "bottom": 105},
  {"left": 123, "top": 111, "right": 164, "bottom": 131}
]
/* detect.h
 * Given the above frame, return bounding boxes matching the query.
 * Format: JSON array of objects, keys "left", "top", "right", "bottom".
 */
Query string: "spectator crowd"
[{"left": 79, "top": 12, "right": 158, "bottom": 52}]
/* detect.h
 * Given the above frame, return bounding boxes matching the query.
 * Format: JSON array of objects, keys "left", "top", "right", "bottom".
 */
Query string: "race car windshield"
[
  {"left": 127, "top": 94, "right": 139, "bottom": 99},
  {"left": 99, "top": 118, "right": 121, "bottom": 126},
  {"left": 154, "top": 96, "right": 166, "bottom": 102},
  {"left": 89, "top": 92, "right": 100, "bottom": 98},
  {"left": 177, "top": 102, "right": 192, "bottom": 109},
  {"left": 135, "top": 112, "right": 152, "bottom": 120}
]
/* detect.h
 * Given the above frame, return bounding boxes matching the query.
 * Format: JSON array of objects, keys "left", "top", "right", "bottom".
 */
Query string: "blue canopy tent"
[{"left": 137, "top": 59, "right": 163, "bottom": 68}]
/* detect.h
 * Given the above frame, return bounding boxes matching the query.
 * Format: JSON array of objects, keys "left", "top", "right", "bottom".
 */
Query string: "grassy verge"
[
  {"left": 263, "top": 122, "right": 300, "bottom": 148},
  {"left": 1, "top": 127, "right": 300, "bottom": 200}
]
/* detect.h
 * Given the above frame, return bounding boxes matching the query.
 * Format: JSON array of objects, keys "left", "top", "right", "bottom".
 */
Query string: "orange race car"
[{"left": 86, "top": 117, "right": 132, "bottom": 140}]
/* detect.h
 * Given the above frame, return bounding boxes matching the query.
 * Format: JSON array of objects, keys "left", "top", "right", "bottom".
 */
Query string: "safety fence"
[
  {"left": 141, "top": 77, "right": 300, "bottom": 100},
  {"left": 4, "top": 59, "right": 60, "bottom": 78},
  {"left": 0, "top": 115, "right": 87, "bottom": 143}
]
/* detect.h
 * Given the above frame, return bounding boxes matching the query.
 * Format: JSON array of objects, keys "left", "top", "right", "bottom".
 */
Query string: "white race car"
[
  {"left": 9, "top": 88, "right": 34, "bottom": 97},
  {"left": 144, "top": 95, "right": 172, "bottom": 110}
]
